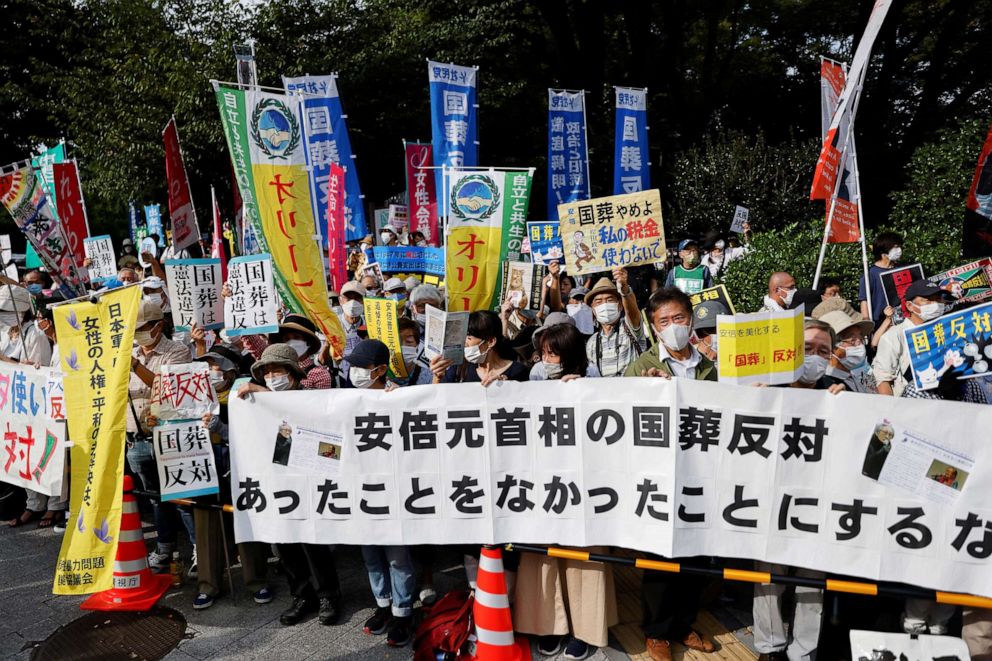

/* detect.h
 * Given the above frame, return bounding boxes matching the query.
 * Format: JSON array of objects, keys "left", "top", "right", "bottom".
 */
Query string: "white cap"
[
  {"left": 384, "top": 277, "right": 406, "bottom": 293},
  {"left": 0, "top": 285, "right": 31, "bottom": 312},
  {"left": 141, "top": 276, "right": 166, "bottom": 290}
]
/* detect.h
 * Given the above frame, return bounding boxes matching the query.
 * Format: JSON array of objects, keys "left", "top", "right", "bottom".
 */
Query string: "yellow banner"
[
  {"left": 716, "top": 307, "right": 804, "bottom": 386},
  {"left": 558, "top": 189, "right": 666, "bottom": 276},
  {"left": 363, "top": 297, "right": 408, "bottom": 379},
  {"left": 446, "top": 225, "right": 502, "bottom": 312},
  {"left": 52, "top": 286, "right": 140, "bottom": 594},
  {"left": 252, "top": 163, "right": 346, "bottom": 359}
]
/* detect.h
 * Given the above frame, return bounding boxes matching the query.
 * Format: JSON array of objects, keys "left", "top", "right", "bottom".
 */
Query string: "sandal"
[
  {"left": 8, "top": 510, "right": 41, "bottom": 528},
  {"left": 38, "top": 511, "right": 61, "bottom": 529}
]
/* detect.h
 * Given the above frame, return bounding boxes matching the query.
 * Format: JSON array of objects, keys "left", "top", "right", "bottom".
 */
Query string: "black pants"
[
  {"left": 641, "top": 562, "right": 707, "bottom": 641},
  {"left": 276, "top": 544, "right": 340, "bottom": 602}
]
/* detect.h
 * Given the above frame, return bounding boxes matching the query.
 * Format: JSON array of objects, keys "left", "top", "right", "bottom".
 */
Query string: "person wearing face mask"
[
  {"left": 141, "top": 276, "right": 169, "bottom": 312},
  {"left": 21, "top": 270, "right": 48, "bottom": 298},
  {"left": 430, "top": 310, "right": 530, "bottom": 385},
  {"left": 118, "top": 238, "right": 140, "bottom": 270},
  {"left": 584, "top": 268, "right": 645, "bottom": 378},
  {"left": 688, "top": 300, "right": 728, "bottom": 367},
  {"left": 380, "top": 226, "right": 400, "bottom": 247},
  {"left": 528, "top": 314, "right": 599, "bottom": 380},
  {"left": 566, "top": 287, "right": 595, "bottom": 336},
  {"left": 341, "top": 339, "right": 418, "bottom": 646},
  {"left": 760, "top": 271, "right": 798, "bottom": 312},
  {"left": 0, "top": 284, "right": 51, "bottom": 366},
  {"left": 409, "top": 231, "right": 428, "bottom": 247},
  {"left": 125, "top": 300, "right": 195, "bottom": 571},
  {"left": 383, "top": 277, "right": 408, "bottom": 311},
  {"left": 700, "top": 231, "right": 749, "bottom": 279},
  {"left": 409, "top": 284, "right": 442, "bottom": 333},
  {"left": 621, "top": 288, "right": 718, "bottom": 660},
  {"left": 872, "top": 280, "right": 951, "bottom": 396},
  {"left": 235, "top": 313, "right": 335, "bottom": 391},
  {"left": 859, "top": 232, "right": 904, "bottom": 328},
  {"left": 188, "top": 344, "right": 272, "bottom": 611},
  {"left": 334, "top": 281, "right": 368, "bottom": 382},
  {"left": 360, "top": 273, "right": 381, "bottom": 298},
  {"left": 819, "top": 311, "right": 877, "bottom": 393},
  {"left": 239, "top": 343, "right": 345, "bottom": 626},
  {"left": 664, "top": 239, "right": 713, "bottom": 295},
  {"left": 389, "top": 318, "right": 433, "bottom": 386}
]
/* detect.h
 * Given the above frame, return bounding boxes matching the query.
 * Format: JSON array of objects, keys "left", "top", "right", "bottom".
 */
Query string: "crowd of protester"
[{"left": 1, "top": 227, "right": 990, "bottom": 661}]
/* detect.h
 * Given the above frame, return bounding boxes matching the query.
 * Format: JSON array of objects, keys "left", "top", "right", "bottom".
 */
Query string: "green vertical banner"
[
  {"left": 31, "top": 143, "right": 67, "bottom": 221},
  {"left": 494, "top": 170, "right": 534, "bottom": 307}
]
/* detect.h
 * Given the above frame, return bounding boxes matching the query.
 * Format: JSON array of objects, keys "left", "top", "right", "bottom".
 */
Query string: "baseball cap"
[
  {"left": 345, "top": 339, "right": 390, "bottom": 369},
  {"left": 678, "top": 239, "right": 699, "bottom": 251},
  {"left": 341, "top": 281, "right": 367, "bottom": 298},
  {"left": 904, "top": 280, "right": 948, "bottom": 301},
  {"left": 384, "top": 277, "right": 406, "bottom": 293},
  {"left": 692, "top": 300, "right": 729, "bottom": 331},
  {"left": 135, "top": 299, "right": 164, "bottom": 326}
]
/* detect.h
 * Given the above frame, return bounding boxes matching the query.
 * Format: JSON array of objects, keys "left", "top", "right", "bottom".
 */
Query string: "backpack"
[{"left": 413, "top": 590, "right": 475, "bottom": 661}]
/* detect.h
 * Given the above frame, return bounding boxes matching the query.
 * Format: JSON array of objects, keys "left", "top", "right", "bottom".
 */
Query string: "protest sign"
[
  {"left": 138, "top": 236, "right": 158, "bottom": 270},
  {"left": 153, "top": 421, "right": 220, "bottom": 501},
  {"left": 326, "top": 162, "right": 348, "bottom": 294},
  {"left": 404, "top": 142, "right": 437, "bottom": 245},
  {"left": 880, "top": 264, "right": 925, "bottom": 323},
  {"left": 52, "top": 160, "right": 90, "bottom": 266},
  {"left": 850, "top": 631, "right": 969, "bottom": 661},
  {"left": 224, "top": 254, "right": 279, "bottom": 336},
  {"left": 716, "top": 307, "right": 804, "bottom": 386},
  {"left": 32, "top": 143, "right": 65, "bottom": 219},
  {"left": 558, "top": 189, "right": 666, "bottom": 276},
  {"left": 144, "top": 204, "right": 164, "bottom": 247},
  {"left": 82, "top": 235, "right": 116, "bottom": 283},
  {"left": 53, "top": 286, "right": 139, "bottom": 595},
  {"left": 362, "top": 261, "right": 385, "bottom": 293},
  {"left": 230, "top": 377, "right": 992, "bottom": 600},
  {"left": 165, "top": 258, "right": 224, "bottom": 331},
  {"left": 902, "top": 300, "right": 992, "bottom": 391},
  {"left": 688, "top": 284, "right": 736, "bottom": 315},
  {"left": 501, "top": 261, "right": 545, "bottom": 311},
  {"left": 363, "top": 298, "right": 408, "bottom": 379},
  {"left": 423, "top": 304, "right": 468, "bottom": 365},
  {"left": 928, "top": 258, "right": 992, "bottom": 306},
  {"left": 373, "top": 208, "right": 390, "bottom": 234},
  {"left": 527, "top": 221, "right": 564, "bottom": 265},
  {"left": 1, "top": 235, "right": 17, "bottom": 280},
  {"left": 613, "top": 87, "right": 649, "bottom": 195},
  {"left": 46, "top": 371, "right": 66, "bottom": 422},
  {"left": 372, "top": 246, "right": 445, "bottom": 277},
  {"left": 0, "top": 362, "right": 66, "bottom": 496},
  {"left": 388, "top": 204, "right": 408, "bottom": 233},
  {"left": 150, "top": 362, "right": 220, "bottom": 422},
  {"left": 547, "top": 90, "right": 590, "bottom": 219},
  {"left": 445, "top": 169, "right": 533, "bottom": 312},
  {"left": 214, "top": 83, "right": 347, "bottom": 358},
  {"left": 163, "top": 117, "right": 201, "bottom": 252},
  {"left": 730, "top": 205, "right": 749, "bottom": 234},
  {"left": 428, "top": 61, "right": 478, "bottom": 209}
]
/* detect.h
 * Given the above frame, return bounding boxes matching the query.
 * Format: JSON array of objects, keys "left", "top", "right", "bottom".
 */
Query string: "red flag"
[
  {"left": 52, "top": 160, "right": 91, "bottom": 267},
  {"left": 326, "top": 163, "right": 347, "bottom": 294},
  {"left": 820, "top": 59, "right": 861, "bottom": 244},
  {"left": 210, "top": 186, "right": 227, "bottom": 281},
  {"left": 404, "top": 142, "right": 438, "bottom": 246},
  {"left": 163, "top": 116, "right": 201, "bottom": 252},
  {"left": 966, "top": 122, "right": 992, "bottom": 219}
]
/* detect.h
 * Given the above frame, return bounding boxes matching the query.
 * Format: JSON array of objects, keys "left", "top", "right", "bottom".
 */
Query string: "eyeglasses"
[{"left": 838, "top": 335, "right": 865, "bottom": 348}]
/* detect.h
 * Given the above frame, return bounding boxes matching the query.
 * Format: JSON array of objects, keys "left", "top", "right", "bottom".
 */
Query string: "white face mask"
[
  {"left": 779, "top": 287, "right": 797, "bottom": 307},
  {"left": 350, "top": 366, "right": 377, "bottom": 389},
  {"left": 594, "top": 302, "right": 620, "bottom": 325},
  {"left": 659, "top": 323, "right": 692, "bottom": 352},
  {"left": 343, "top": 299, "right": 364, "bottom": 319},
  {"left": 144, "top": 293, "right": 164, "bottom": 308},
  {"left": 416, "top": 240, "right": 427, "bottom": 247},
  {"left": 401, "top": 345, "right": 419, "bottom": 369},
  {"left": 380, "top": 231, "right": 394, "bottom": 244},
  {"left": 543, "top": 361, "right": 564, "bottom": 380},
  {"left": 798, "top": 354, "right": 829, "bottom": 385},
  {"left": 286, "top": 339, "right": 309, "bottom": 359},
  {"left": 208, "top": 370, "right": 229, "bottom": 389},
  {"left": 839, "top": 344, "right": 867, "bottom": 370},
  {"left": 887, "top": 247, "right": 902, "bottom": 262},
  {"left": 265, "top": 374, "right": 292, "bottom": 391},
  {"left": 134, "top": 328, "right": 157, "bottom": 347},
  {"left": 464, "top": 342, "right": 489, "bottom": 364},
  {"left": 566, "top": 303, "right": 582, "bottom": 316},
  {"left": 413, "top": 312, "right": 426, "bottom": 326},
  {"left": 914, "top": 301, "right": 945, "bottom": 322}
]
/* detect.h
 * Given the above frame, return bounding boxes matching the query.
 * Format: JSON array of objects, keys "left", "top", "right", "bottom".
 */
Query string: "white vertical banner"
[
  {"left": 164, "top": 258, "right": 224, "bottom": 331},
  {"left": 224, "top": 254, "right": 279, "bottom": 336}
]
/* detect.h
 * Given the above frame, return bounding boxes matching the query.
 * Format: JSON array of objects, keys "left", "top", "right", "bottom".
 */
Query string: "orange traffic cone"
[
  {"left": 473, "top": 546, "right": 531, "bottom": 661},
  {"left": 81, "top": 475, "right": 172, "bottom": 611}
]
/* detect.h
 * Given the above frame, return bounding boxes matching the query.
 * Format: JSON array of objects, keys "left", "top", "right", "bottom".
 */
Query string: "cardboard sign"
[
  {"left": 716, "top": 307, "right": 804, "bottom": 386},
  {"left": 880, "top": 263, "right": 925, "bottom": 323},
  {"left": 688, "top": 284, "right": 736, "bottom": 315},
  {"left": 164, "top": 258, "right": 224, "bottom": 331},
  {"left": 928, "top": 257, "right": 992, "bottom": 306},
  {"left": 224, "top": 254, "right": 279, "bottom": 337},
  {"left": 153, "top": 421, "right": 220, "bottom": 501},
  {"left": 83, "top": 235, "right": 116, "bottom": 283},
  {"left": 730, "top": 205, "right": 749, "bottom": 234}
]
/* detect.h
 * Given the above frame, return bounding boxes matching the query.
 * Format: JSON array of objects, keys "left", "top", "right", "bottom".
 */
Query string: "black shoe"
[
  {"left": 386, "top": 615, "right": 413, "bottom": 647},
  {"left": 318, "top": 596, "right": 340, "bottom": 625},
  {"left": 363, "top": 606, "right": 391, "bottom": 635},
  {"left": 279, "top": 597, "right": 315, "bottom": 626}
]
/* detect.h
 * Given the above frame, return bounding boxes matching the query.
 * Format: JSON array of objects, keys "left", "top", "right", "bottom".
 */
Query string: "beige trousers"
[
  {"left": 511, "top": 547, "right": 618, "bottom": 648},
  {"left": 965, "top": 608, "right": 992, "bottom": 661}
]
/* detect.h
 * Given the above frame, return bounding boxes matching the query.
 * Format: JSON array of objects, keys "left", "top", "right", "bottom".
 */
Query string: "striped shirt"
[{"left": 585, "top": 317, "right": 646, "bottom": 378}]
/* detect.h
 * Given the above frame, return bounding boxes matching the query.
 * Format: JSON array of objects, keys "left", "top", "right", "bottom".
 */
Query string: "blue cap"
[
  {"left": 678, "top": 239, "right": 699, "bottom": 251},
  {"left": 345, "top": 339, "right": 390, "bottom": 369}
]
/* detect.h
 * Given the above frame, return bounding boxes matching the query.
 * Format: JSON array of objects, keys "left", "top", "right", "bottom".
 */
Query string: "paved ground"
[{"left": 0, "top": 519, "right": 625, "bottom": 661}]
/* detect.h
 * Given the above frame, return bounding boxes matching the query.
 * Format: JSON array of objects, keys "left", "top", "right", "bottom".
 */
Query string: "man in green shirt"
[{"left": 664, "top": 239, "right": 713, "bottom": 295}]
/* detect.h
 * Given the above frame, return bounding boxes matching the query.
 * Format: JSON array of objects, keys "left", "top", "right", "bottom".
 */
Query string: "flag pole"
[{"left": 851, "top": 137, "right": 872, "bottom": 321}]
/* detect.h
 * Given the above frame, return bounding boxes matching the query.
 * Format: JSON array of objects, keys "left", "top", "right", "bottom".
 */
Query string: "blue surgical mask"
[{"left": 26, "top": 284, "right": 43, "bottom": 295}]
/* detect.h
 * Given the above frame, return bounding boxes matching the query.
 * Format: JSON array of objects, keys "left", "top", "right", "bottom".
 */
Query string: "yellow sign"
[
  {"left": 558, "top": 189, "right": 666, "bottom": 276},
  {"left": 716, "top": 307, "right": 804, "bottom": 386},
  {"left": 52, "top": 286, "right": 140, "bottom": 594},
  {"left": 363, "top": 297, "right": 408, "bottom": 379}
]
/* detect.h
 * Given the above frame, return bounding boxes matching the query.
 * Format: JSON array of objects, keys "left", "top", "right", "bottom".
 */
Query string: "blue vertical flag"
[
  {"left": 144, "top": 204, "right": 165, "bottom": 246},
  {"left": 613, "top": 87, "right": 650, "bottom": 194},
  {"left": 128, "top": 201, "right": 141, "bottom": 243},
  {"left": 427, "top": 60, "right": 479, "bottom": 212},
  {"left": 284, "top": 74, "right": 368, "bottom": 243},
  {"left": 547, "top": 90, "right": 590, "bottom": 220}
]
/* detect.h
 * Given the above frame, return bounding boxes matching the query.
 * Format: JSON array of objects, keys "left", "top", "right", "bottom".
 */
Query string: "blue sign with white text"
[
  {"left": 373, "top": 246, "right": 445, "bottom": 276},
  {"left": 547, "top": 90, "right": 590, "bottom": 220},
  {"left": 903, "top": 301, "right": 992, "bottom": 391},
  {"left": 613, "top": 88, "right": 650, "bottom": 195},
  {"left": 428, "top": 61, "right": 478, "bottom": 212}
]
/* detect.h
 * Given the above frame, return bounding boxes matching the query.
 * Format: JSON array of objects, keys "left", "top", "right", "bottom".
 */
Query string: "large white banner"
[
  {"left": 0, "top": 363, "right": 66, "bottom": 496},
  {"left": 229, "top": 379, "right": 992, "bottom": 598}
]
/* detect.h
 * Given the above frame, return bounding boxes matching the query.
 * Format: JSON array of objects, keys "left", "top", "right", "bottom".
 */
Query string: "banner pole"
[
  {"left": 46, "top": 281, "right": 143, "bottom": 309},
  {"left": 851, "top": 135, "right": 872, "bottom": 321}
]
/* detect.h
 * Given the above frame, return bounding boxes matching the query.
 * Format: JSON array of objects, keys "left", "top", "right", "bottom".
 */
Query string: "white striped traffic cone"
[
  {"left": 81, "top": 475, "right": 173, "bottom": 611},
  {"left": 473, "top": 546, "right": 531, "bottom": 661}
]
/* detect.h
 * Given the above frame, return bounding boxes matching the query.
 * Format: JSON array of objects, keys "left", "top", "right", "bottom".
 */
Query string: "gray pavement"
[{"left": 0, "top": 520, "right": 620, "bottom": 661}]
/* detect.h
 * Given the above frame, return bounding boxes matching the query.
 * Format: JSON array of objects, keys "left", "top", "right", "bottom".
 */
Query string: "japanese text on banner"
[
  {"left": 0, "top": 363, "right": 66, "bottom": 497},
  {"left": 363, "top": 298, "right": 408, "bottom": 379},
  {"left": 165, "top": 259, "right": 224, "bottom": 331},
  {"left": 716, "top": 307, "right": 804, "bottom": 385},
  {"left": 154, "top": 421, "right": 220, "bottom": 501},
  {"left": 548, "top": 90, "right": 590, "bottom": 219},
  {"left": 903, "top": 301, "right": 992, "bottom": 391},
  {"left": 224, "top": 254, "right": 279, "bottom": 336},
  {"left": 613, "top": 87, "right": 649, "bottom": 195}
]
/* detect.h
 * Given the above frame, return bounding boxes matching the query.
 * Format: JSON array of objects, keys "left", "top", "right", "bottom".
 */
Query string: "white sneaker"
[
  {"left": 148, "top": 550, "right": 171, "bottom": 571},
  {"left": 188, "top": 547, "right": 198, "bottom": 579}
]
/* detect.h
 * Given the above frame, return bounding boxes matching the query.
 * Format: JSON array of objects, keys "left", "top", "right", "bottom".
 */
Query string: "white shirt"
[
  {"left": 760, "top": 295, "right": 785, "bottom": 312},
  {"left": 1, "top": 322, "right": 52, "bottom": 366},
  {"left": 872, "top": 319, "right": 914, "bottom": 396},
  {"left": 657, "top": 342, "right": 702, "bottom": 379},
  {"left": 566, "top": 302, "right": 595, "bottom": 335}
]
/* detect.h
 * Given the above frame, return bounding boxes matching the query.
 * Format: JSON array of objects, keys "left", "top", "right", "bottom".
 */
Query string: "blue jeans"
[
  {"left": 126, "top": 437, "right": 196, "bottom": 550},
  {"left": 361, "top": 545, "right": 415, "bottom": 617}
]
